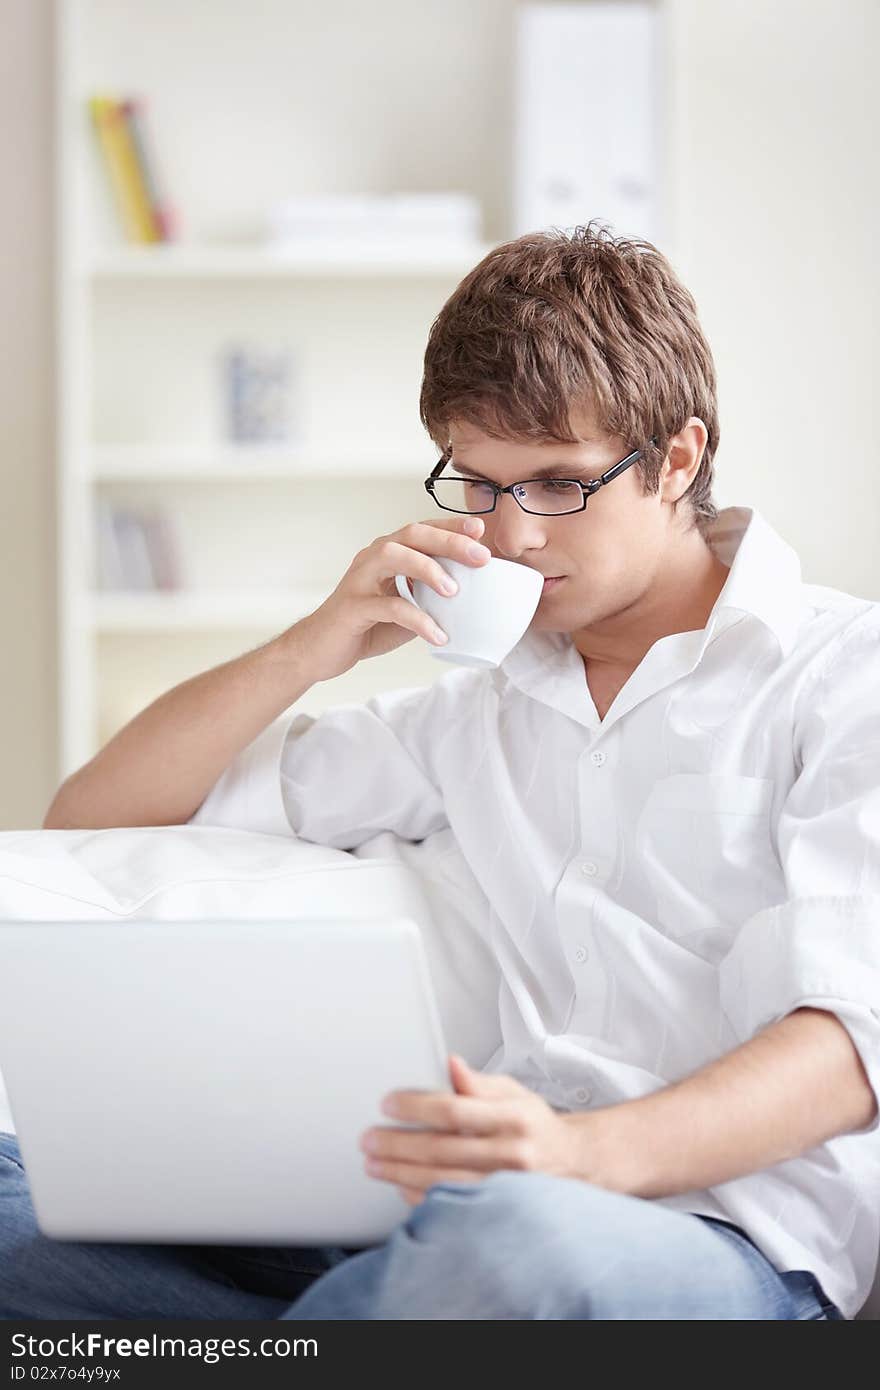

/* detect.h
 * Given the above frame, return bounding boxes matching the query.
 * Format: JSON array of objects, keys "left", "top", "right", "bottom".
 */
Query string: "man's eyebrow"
[{"left": 450, "top": 459, "right": 597, "bottom": 481}]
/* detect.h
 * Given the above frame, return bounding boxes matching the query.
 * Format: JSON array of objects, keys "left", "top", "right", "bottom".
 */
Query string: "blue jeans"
[{"left": 0, "top": 1132, "right": 844, "bottom": 1320}]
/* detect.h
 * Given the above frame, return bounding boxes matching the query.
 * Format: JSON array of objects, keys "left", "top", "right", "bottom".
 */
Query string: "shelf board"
[
  {"left": 91, "top": 588, "right": 330, "bottom": 631},
  {"left": 89, "top": 444, "right": 431, "bottom": 481},
  {"left": 85, "top": 242, "right": 495, "bottom": 280}
]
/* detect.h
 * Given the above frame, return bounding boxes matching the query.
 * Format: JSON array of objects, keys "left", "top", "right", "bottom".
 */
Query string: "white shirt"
[{"left": 191, "top": 506, "right": 880, "bottom": 1319}]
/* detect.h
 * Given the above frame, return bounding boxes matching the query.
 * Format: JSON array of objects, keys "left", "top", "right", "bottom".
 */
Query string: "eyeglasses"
[{"left": 424, "top": 438, "right": 657, "bottom": 516}]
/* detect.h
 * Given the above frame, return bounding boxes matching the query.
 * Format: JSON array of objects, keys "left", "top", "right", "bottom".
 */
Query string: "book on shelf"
[
  {"left": 96, "top": 501, "right": 183, "bottom": 592},
  {"left": 141, "top": 507, "right": 183, "bottom": 589},
  {"left": 87, "top": 94, "right": 176, "bottom": 244},
  {"left": 121, "top": 98, "right": 178, "bottom": 242}
]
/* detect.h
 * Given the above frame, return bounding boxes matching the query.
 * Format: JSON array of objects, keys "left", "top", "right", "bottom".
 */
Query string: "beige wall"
[
  {"left": 668, "top": 0, "right": 880, "bottom": 597},
  {"left": 0, "top": 0, "right": 55, "bottom": 828},
  {"left": 1, "top": 0, "right": 878, "bottom": 827}
]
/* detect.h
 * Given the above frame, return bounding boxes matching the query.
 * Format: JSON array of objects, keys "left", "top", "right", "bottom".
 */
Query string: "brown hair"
[{"left": 419, "top": 220, "right": 719, "bottom": 533}]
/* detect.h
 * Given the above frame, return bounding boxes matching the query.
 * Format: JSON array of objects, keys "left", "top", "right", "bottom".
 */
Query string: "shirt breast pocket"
[{"left": 633, "top": 773, "right": 780, "bottom": 957}]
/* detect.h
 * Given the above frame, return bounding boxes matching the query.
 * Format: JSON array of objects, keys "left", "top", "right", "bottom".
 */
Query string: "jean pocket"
[
  {"left": 798, "top": 1271, "right": 845, "bottom": 1320},
  {"left": 780, "top": 1268, "right": 843, "bottom": 1320}
]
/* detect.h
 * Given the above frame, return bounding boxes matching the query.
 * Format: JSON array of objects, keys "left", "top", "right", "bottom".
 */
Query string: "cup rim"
[{"left": 436, "top": 557, "right": 544, "bottom": 587}]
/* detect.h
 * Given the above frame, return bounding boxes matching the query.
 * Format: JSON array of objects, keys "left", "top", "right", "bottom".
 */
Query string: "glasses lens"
[
  {"left": 431, "top": 478, "right": 496, "bottom": 513},
  {"left": 515, "top": 479, "right": 584, "bottom": 513}
]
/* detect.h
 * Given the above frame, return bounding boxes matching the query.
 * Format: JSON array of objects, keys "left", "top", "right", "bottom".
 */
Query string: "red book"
[{"left": 122, "top": 97, "right": 178, "bottom": 242}]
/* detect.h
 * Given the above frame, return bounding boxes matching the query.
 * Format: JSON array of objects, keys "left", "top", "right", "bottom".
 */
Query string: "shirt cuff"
[
  {"left": 187, "top": 711, "right": 316, "bottom": 837},
  {"left": 718, "top": 895, "right": 880, "bottom": 1136}
]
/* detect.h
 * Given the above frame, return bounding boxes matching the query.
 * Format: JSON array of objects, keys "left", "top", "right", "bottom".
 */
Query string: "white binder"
[{"left": 513, "top": 1, "right": 663, "bottom": 245}]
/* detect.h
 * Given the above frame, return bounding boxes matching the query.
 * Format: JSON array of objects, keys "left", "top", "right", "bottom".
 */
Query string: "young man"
[{"left": 13, "top": 224, "right": 879, "bottom": 1320}]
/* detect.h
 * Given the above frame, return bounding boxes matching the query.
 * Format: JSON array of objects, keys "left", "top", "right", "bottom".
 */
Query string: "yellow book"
[{"left": 88, "top": 95, "right": 160, "bottom": 243}]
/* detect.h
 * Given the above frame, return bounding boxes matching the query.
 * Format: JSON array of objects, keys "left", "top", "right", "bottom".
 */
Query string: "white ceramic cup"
[{"left": 394, "top": 555, "right": 544, "bottom": 668}]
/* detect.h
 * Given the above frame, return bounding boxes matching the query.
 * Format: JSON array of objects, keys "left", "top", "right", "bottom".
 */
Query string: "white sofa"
[{"left": 0, "top": 824, "right": 877, "bottom": 1320}]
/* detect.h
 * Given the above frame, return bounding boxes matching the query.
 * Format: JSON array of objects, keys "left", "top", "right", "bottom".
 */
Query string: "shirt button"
[
  {"left": 574, "top": 1088, "right": 591, "bottom": 1104},
  {"left": 574, "top": 946, "right": 588, "bottom": 964},
  {"left": 590, "top": 750, "right": 606, "bottom": 766},
  {"left": 580, "top": 860, "right": 598, "bottom": 877}
]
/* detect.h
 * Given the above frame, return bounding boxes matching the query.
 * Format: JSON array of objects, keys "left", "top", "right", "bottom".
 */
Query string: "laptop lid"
[{"left": 0, "top": 917, "right": 450, "bottom": 1245}]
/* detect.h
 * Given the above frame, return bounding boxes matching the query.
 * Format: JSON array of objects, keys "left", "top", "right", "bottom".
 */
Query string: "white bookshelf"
[
  {"left": 90, "top": 589, "right": 332, "bottom": 633},
  {"left": 90, "top": 445, "right": 433, "bottom": 481},
  {"left": 54, "top": 0, "right": 505, "bottom": 775},
  {"left": 86, "top": 244, "right": 492, "bottom": 280}
]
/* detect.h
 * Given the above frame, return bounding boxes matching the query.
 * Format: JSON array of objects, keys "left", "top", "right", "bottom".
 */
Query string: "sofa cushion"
[{"left": 0, "top": 825, "right": 503, "bottom": 1134}]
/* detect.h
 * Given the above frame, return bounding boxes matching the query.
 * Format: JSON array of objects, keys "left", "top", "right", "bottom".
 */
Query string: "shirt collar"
[
  {"left": 702, "top": 506, "right": 802, "bottom": 658},
  {"left": 499, "top": 506, "right": 803, "bottom": 712}
]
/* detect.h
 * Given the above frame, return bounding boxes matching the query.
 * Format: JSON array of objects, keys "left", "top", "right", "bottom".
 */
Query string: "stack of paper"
[{"left": 267, "top": 193, "right": 482, "bottom": 248}]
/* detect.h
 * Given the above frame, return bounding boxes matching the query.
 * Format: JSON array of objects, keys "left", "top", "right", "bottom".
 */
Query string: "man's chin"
[{"left": 530, "top": 602, "right": 590, "bottom": 634}]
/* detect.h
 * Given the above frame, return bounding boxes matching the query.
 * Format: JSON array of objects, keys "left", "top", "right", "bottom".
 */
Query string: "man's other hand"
[{"left": 359, "top": 1054, "right": 580, "bottom": 1206}]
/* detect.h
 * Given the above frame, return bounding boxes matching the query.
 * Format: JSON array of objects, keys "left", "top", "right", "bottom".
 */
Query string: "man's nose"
[{"left": 488, "top": 491, "right": 549, "bottom": 560}]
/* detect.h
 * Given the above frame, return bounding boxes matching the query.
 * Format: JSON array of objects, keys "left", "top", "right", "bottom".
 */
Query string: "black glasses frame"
[{"left": 424, "top": 438, "right": 658, "bottom": 516}]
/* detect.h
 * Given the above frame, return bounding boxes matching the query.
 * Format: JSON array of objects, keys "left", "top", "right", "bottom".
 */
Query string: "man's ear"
[{"left": 660, "top": 417, "right": 708, "bottom": 503}]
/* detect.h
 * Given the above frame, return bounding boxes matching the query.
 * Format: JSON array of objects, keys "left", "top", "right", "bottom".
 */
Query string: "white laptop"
[{"left": 0, "top": 917, "right": 451, "bottom": 1246}]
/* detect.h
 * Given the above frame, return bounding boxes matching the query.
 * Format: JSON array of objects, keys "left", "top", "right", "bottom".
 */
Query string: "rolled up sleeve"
[
  {"left": 718, "top": 612, "right": 880, "bottom": 1136},
  {"left": 189, "top": 667, "right": 482, "bottom": 847},
  {"left": 188, "top": 709, "right": 314, "bottom": 836}
]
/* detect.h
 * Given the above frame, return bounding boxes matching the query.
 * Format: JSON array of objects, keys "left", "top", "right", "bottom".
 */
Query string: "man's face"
[{"left": 445, "top": 413, "right": 680, "bottom": 642}]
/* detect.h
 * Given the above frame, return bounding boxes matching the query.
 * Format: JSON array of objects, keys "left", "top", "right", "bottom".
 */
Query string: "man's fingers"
[
  {"left": 397, "top": 1185, "right": 424, "bottom": 1207},
  {"left": 384, "top": 1093, "right": 526, "bottom": 1135},
  {"left": 368, "top": 1129, "right": 514, "bottom": 1171}
]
